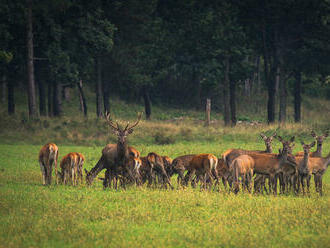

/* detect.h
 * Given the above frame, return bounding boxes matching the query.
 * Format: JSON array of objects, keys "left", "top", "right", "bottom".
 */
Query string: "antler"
[
  {"left": 125, "top": 112, "right": 143, "bottom": 131},
  {"left": 260, "top": 133, "right": 267, "bottom": 140},
  {"left": 105, "top": 112, "right": 120, "bottom": 131}
]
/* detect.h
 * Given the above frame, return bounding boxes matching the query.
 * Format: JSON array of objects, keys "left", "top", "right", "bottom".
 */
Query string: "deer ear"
[
  {"left": 310, "top": 141, "right": 316, "bottom": 147},
  {"left": 276, "top": 135, "right": 283, "bottom": 142},
  {"left": 272, "top": 132, "right": 277, "bottom": 137},
  {"left": 290, "top": 136, "right": 295, "bottom": 143},
  {"left": 300, "top": 141, "right": 305, "bottom": 146},
  {"left": 324, "top": 130, "right": 329, "bottom": 138},
  {"left": 127, "top": 129, "right": 134, "bottom": 134},
  {"left": 311, "top": 130, "right": 316, "bottom": 137}
]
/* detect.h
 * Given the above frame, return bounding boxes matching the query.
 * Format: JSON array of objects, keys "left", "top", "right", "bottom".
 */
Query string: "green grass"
[
  {"left": 1, "top": 140, "right": 330, "bottom": 248},
  {"left": 0, "top": 88, "right": 330, "bottom": 247}
]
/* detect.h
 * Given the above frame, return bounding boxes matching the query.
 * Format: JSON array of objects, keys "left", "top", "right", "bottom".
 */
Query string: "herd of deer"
[{"left": 38, "top": 113, "right": 330, "bottom": 196}]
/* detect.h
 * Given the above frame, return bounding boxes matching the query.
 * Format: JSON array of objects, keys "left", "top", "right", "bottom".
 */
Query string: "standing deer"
[
  {"left": 171, "top": 154, "right": 196, "bottom": 187},
  {"left": 184, "top": 154, "right": 218, "bottom": 190},
  {"left": 146, "top": 152, "right": 173, "bottom": 189},
  {"left": 296, "top": 130, "right": 328, "bottom": 157},
  {"left": 229, "top": 155, "right": 254, "bottom": 194},
  {"left": 38, "top": 143, "right": 58, "bottom": 185},
  {"left": 75, "top": 152, "right": 85, "bottom": 184},
  {"left": 84, "top": 113, "right": 142, "bottom": 189},
  {"left": 58, "top": 152, "right": 79, "bottom": 185}
]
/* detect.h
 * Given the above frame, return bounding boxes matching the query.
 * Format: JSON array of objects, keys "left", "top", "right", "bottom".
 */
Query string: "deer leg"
[
  {"left": 300, "top": 176, "right": 305, "bottom": 195},
  {"left": 39, "top": 162, "right": 46, "bottom": 185},
  {"left": 319, "top": 176, "right": 323, "bottom": 196},
  {"left": 306, "top": 175, "right": 311, "bottom": 194}
]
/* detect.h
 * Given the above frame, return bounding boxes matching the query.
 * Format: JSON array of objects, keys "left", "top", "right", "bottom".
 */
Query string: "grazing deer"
[
  {"left": 184, "top": 154, "right": 218, "bottom": 190},
  {"left": 213, "top": 157, "right": 230, "bottom": 190},
  {"left": 58, "top": 152, "right": 79, "bottom": 185},
  {"left": 229, "top": 155, "right": 254, "bottom": 194},
  {"left": 146, "top": 152, "right": 173, "bottom": 189},
  {"left": 296, "top": 130, "right": 328, "bottom": 157},
  {"left": 171, "top": 154, "right": 196, "bottom": 187},
  {"left": 84, "top": 113, "right": 142, "bottom": 188},
  {"left": 38, "top": 143, "right": 58, "bottom": 185}
]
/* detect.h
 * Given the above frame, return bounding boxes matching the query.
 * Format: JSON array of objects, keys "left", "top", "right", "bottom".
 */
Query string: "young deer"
[
  {"left": 58, "top": 152, "right": 79, "bottom": 185},
  {"left": 296, "top": 130, "right": 328, "bottom": 157},
  {"left": 171, "top": 154, "right": 196, "bottom": 187},
  {"left": 38, "top": 143, "right": 58, "bottom": 185},
  {"left": 184, "top": 154, "right": 218, "bottom": 190},
  {"left": 85, "top": 112, "right": 142, "bottom": 188},
  {"left": 146, "top": 152, "right": 173, "bottom": 189},
  {"left": 229, "top": 155, "right": 254, "bottom": 194}
]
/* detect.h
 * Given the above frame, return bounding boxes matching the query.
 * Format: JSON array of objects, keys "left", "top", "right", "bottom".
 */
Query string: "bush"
[{"left": 153, "top": 131, "right": 176, "bottom": 145}]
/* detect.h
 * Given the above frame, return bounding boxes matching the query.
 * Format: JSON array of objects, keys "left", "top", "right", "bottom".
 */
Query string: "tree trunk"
[
  {"left": 96, "top": 57, "right": 103, "bottom": 118},
  {"left": 294, "top": 71, "right": 301, "bottom": 122},
  {"left": 53, "top": 81, "right": 62, "bottom": 116},
  {"left": 7, "top": 80, "right": 15, "bottom": 115},
  {"left": 38, "top": 78, "right": 46, "bottom": 116},
  {"left": 47, "top": 81, "right": 52, "bottom": 116},
  {"left": 103, "top": 81, "right": 110, "bottom": 114},
  {"left": 205, "top": 98, "right": 211, "bottom": 126},
  {"left": 142, "top": 86, "right": 151, "bottom": 120},
  {"left": 230, "top": 80, "right": 237, "bottom": 126},
  {"left": 2, "top": 75, "right": 6, "bottom": 104},
  {"left": 278, "top": 72, "right": 287, "bottom": 124},
  {"left": 26, "top": 0, "right": 38, "bottom": 118},
  {"left": 77, "top": 80, "right": 87, "bottom": 117},
  {"left": 223, "top": 58, "right": 230, "bottom": 126}
]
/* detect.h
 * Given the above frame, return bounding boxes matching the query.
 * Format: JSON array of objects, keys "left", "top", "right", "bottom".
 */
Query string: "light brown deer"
[
  {"left": 84, "top": 112, "right": 142, "bottom": 188},
  {"left": 58, "top": 152, "right": 79, "bottom": 185},
  {"left": 184, "top": 154, "right": 218, "bottom": 190},
  {"left": 75, "top": 152, "right": 85, "bottom": 184},
  {"left": 229, "top": 155, "right": 254, "bottom": 194},
  {"left": 38, "top": 143, "right": 58, "bottom": 185},
  {"left": 296, "top": 130, "right": 328, "bottom": 157}
]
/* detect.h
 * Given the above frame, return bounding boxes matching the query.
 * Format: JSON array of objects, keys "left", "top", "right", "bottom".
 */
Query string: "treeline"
[{"left": 0, "top": 0, "right": 329, "bottom": 124}]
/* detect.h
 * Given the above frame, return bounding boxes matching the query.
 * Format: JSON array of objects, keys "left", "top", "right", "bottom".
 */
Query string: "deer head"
[
  {"left": 311, "top": 130, "right": 328, "bottom": 148},
  {"left": 105, "top": 112, "right": 142, "bottom": 145},
  {"left": 301, "top": 141, "right": 316, "bottom": 155},
  {"left": 276, "top": 135, "right": 295, "bottom": 155},
  {"left": 260, "top": 131, "right": 277, "bottom": 152}
]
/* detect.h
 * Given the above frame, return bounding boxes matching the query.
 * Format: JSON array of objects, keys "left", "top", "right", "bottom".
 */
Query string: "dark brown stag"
[{"left": 85, "top": 113, "right": 142, "bottom": 188}]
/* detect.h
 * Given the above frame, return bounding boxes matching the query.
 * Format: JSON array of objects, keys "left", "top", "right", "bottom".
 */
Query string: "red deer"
[
  {"left": 296, "top": 130, "right": 328, "bottom": 157},
  {"left": 295, "top": 141, "right": 330, "bottom": 195},
  {"left": 229, "top": 155, "right": 254, "bottom": 194},
  {"left": 75, "top": 152, "right": 85, "bottom": 185},
  {"left": 225, "top": 136, "right": 296, "bottom": 195},
  {"left": 184, "top": 154, "right": 218, "bottom": 190},
  {"left": 84, "top": 113, "right": 142, "bottom": 189},
  {"left": 146, "top": 152, "right": 173, "bottom": 189},
  {"left": 171, "top": 154, "right": 196, "bottom": 187},
  {"left": 223, "top": 131, "right": 277, "bottom": 168},
  {"left": 214, "top": 157, "right": 230, "bottom": 190},
  {"left": 38, "top": 143, "right": 58, "bottom": 185},
  {"left": 58, "top": 152, "right": 79, "bottom": 185}
]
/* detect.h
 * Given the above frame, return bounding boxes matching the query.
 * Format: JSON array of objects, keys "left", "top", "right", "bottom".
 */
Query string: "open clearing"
[{"left": 1, "top": 141, "right": 329, "bottom": 248}]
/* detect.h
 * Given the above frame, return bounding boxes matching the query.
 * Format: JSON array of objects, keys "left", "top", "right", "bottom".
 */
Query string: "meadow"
[{"left": 0, "top": 92, "right": 330, "bottom": 247}]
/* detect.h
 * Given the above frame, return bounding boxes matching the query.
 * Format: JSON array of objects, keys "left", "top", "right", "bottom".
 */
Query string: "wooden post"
[{"left": 206, "top": 98, "right": 211, "bottom": 126}]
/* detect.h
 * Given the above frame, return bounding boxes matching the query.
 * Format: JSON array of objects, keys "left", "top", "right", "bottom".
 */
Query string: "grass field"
[
  {"left": 0, "top": 137, "right": 330, "bottom": 248},
  {"left": 0, "top": 92, "right": 330, "bottom": 247}
]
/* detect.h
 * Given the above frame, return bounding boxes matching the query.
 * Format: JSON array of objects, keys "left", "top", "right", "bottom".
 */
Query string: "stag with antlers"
[{"left": 85, "top": 112, "right": 142, "bottom": 189}]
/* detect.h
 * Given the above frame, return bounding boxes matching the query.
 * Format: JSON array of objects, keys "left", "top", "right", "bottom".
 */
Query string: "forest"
[{"left": 1, "top": 0, "right": 330, "bottom": 125}]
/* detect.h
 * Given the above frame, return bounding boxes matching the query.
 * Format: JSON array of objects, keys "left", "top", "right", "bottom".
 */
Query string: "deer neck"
[
  {"left": 303, "top": 151, "right": 309, "bottom": 167},
  {"left": 315, "top": 143, "right": 322, "bottom": 157},
  {"left": 117, "top": 141, "right": 129, "bottom": 161},
  {"left": 266, "top": 146, "right": 272, "bottom": 153},
  {"left": 87, "top": 155, "right": 106, "bottom": 183}
]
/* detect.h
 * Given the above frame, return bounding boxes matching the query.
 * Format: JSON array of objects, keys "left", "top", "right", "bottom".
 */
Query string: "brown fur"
[
  {"left": 38, "top": 143, "right": 58, "bottom": 185},
  {"left": 184, "top": 154, "right": 218, "bottom": 189},
  {"left": 171, "top": 154, "right": 196, "bottom": 186},
  {"left": 147, "top": 152, "right": 173, "bottom": 189},
  {"left": 229, "top": 155, "right": 254, "bottom": 193},
  {"left": 58, "top": 152, "right": 79, "bottom": 185}
]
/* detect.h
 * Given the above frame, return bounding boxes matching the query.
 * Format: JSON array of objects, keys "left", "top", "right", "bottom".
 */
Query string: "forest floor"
[{"left": 0, "top": 92, "right": 330, "bottom": 247}]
